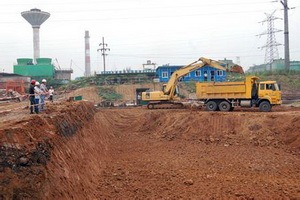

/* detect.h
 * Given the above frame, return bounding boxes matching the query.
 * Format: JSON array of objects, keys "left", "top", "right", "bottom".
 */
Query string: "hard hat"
[
  {"left": 31, "top": 80, "right": 36, "bottom": 85},
  {"left": 42, "top": 79, "right": 47, "bottom": 83},
  {"left": 35, "top": 81, "right": 40, "bottom": 86}
]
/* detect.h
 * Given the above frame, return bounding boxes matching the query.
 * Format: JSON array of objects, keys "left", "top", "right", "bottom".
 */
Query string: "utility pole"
[
  {"left": 281, "top": 0, "right": 290, "bottom": 71},
  {"left": 97, "top": 37, "right": 110, "bottom": 75}
]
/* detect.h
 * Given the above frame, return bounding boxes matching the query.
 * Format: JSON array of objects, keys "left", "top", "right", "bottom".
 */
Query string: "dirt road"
[{"left": 0, "top": 102, "right": 300, "bottom": 199}]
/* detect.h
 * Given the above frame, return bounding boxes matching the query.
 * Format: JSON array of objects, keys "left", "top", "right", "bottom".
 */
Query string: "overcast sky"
[{"left": 0, "top": 0, "right": 299, "bottom": 78}]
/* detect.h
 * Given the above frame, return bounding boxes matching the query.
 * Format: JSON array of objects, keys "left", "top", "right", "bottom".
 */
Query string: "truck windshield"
[{"left": 267, "top": 83, "right": 280, "bottom": 91}]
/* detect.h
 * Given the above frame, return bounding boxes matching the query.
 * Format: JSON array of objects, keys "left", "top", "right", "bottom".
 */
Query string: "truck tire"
[
  {"left": 206, "top": 101, "right": 218, "bottom": 111},
  {"left": 259, "top": 101, "right": 271, "bottom": 112},
  {"left": 219, "top": 101, "right": 231, "bottom": 112}
]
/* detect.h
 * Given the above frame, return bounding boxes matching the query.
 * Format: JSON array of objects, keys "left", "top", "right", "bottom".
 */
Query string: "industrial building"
[
  {"left": 96, "top": 63, "right": 227, "bottom": 84},
  {"left": 95, "top": 58, "right": 235, "bottom": 84},
  {"left": 97, "top": 69, "right": 156, "bottom": 84},
  {"left": 13, "top": 58, "right": 73, "bottom": 80},
  {"left": 247, "top": 59, "right": 300, "bottom": 73}
]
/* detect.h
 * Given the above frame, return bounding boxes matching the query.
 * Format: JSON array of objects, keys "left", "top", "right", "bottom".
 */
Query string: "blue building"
[{"left": 156, "top": 65, "right": 226, "bottom": 82}]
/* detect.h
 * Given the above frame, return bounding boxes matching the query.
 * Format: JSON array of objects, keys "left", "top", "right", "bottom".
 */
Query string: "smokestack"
[
  {"left": 21, "top": 8, "right": 50, "bottom": 63},
  {"left": 85, "top": 30, "right": 91, "bottom": 77}
]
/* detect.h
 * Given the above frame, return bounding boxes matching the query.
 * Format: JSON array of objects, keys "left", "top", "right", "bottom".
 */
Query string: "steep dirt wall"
[
  {"left": 43, "top": 108, "right": 117, "bottom": 199},
  {"left": 0, "top": 101, "right": 97, "bottom": 199},
  {"left": 138, "top": 110, "right": 300, "bottom": 152}
]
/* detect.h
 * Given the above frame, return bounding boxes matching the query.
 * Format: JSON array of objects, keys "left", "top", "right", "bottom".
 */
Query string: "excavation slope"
[{"left": 1, "top": 104, "right": 300, "bottom": 199}]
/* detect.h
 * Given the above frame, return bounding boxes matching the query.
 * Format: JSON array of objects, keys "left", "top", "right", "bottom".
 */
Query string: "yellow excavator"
[{"left": 141, "top": 57, "right": 244, "bottom": 109}]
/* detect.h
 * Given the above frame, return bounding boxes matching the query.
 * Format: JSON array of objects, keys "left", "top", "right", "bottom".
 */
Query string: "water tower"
[{"left": 21, "top": 8, "right": 50, "bottom": 62}]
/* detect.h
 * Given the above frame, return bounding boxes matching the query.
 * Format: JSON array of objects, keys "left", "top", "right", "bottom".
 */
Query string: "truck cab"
[{"left": 258, "top": 81, "right": 282, "bottom": 105}]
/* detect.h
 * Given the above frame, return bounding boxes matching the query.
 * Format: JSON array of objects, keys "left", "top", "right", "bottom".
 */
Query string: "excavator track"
[{"left": 147, "top": 102, "right": 184, "bottom": 109}]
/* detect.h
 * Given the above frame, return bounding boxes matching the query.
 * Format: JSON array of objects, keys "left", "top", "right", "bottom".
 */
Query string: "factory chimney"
[
  {"left": 84, "top": 31, "right": 91, "bottom": 77},
  {"left": 21, "top": 8, "right": 50, "bottom": 63}
]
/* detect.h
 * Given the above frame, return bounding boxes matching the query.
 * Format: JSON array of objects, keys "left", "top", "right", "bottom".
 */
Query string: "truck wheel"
[
  {"left": 219, "top": 101, "right": 231, "bottom": 112},
  {"left": 206, "top": 101, "right": 218, "bottom": 111},
  {"left": 259, "top": 101, "right": 271, "bottom": 112}
]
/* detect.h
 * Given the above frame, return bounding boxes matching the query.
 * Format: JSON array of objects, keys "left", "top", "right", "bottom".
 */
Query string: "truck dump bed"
[{"left": 196, "top": 76, "right": 256, "bottom": 100}]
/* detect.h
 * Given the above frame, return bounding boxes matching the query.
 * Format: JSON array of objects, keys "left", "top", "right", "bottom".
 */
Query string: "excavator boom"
[{"left": 163, "top": 57, "right": 231, "bottom": 98}]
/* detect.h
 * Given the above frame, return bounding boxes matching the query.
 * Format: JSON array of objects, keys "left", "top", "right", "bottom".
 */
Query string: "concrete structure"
[
  {"left": 14, "top": 58, "right": 54, "bottom": 77},
  {"left": 55, "top": 69, "right": 73, "bottom": 80},
  {"left": 21, "top": 8, "right": 50, "bottom": 63},
  {"left": 84, "top": 31, "right": 91, "bottom": 77},
  {"left": 13, "top": 58, "right": 73, "bottom": 80},
  {"left": 143, "top": 60, "right": 156, "bottom": 70}
]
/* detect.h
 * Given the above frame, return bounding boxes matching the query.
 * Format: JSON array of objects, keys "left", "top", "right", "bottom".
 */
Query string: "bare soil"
[
  {"left": 0, "top": 99, "right": 299, "bottom": 199},
  {"left": 0, "top": 83, "right": 300, "bottom": 199}
]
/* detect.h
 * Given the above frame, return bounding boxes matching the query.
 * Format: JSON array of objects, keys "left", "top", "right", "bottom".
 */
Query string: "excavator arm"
[{"left": 163, "top": 57, "right": 228, "bottom": 99}]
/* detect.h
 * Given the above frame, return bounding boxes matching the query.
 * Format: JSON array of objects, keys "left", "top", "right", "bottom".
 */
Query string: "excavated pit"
[{"left": 0, "top": 102, "right": 300, "bottom": 199}]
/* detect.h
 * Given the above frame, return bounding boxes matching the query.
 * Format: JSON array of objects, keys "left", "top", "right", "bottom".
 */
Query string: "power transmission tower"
[
  {"left": 280, "top": 0, "right": 290, "bottom": 71},
  {"left": 97, "top": 37, "right": 110, "bottom": 74},
  {"left": 258, "top": 11, "right": 282, "bottom": 71}
]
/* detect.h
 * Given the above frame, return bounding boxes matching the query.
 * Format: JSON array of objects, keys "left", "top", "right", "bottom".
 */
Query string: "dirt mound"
[
  {"left": 64, "top": 86, "right": 102, "bottom": 103},
  {"left": 63, "top": 84, "right": 159, "bottom": 104}
]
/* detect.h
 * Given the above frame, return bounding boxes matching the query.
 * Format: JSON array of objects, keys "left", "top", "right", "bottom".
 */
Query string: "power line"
[
  {"left": 0, "top": 0, "right": 273, "bottom": 7},
  {"left": 0, "top": 8, "right": 282, "bottom": 24}
]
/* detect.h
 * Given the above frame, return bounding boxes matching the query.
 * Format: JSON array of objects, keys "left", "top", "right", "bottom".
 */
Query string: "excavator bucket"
[{"left": 228, "top": 65, "right": 244, "bottom": 74}]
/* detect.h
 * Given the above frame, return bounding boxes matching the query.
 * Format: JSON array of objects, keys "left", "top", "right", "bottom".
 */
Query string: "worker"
[
  {"left": 29, "top": 80, "right": 36, "bottom": 114},
  {"left": 34, "top": 81, "right": 42, "bottom": 114},
  {"left": 40, "top": 79, "right": 48, "bottom": 110},
  {"left": 49, "top": 86, "right": 54, "bottom": 102}
]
